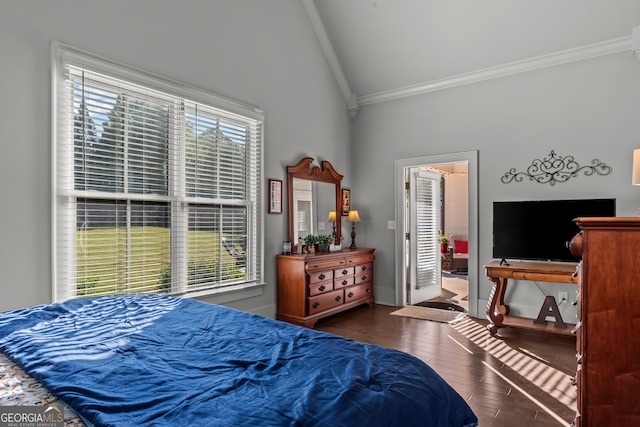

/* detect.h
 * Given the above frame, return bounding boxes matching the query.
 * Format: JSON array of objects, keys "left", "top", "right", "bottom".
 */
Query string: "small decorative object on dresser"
[
  {"left": 303, "top": 234, "right": 317, "bottom": 253},
  {"left": 276, "top": 248, "right": 375, "bottom": 328},
  {"left": 316, "top": 234, "right": 333, "bottom": 252}
]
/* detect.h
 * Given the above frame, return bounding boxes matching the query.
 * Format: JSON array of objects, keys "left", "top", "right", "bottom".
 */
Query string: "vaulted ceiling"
[{"left": 305, "top": 0, "right": 640, "bottom": 113}]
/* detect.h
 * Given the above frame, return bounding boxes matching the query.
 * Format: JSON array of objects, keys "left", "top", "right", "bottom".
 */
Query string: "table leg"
[{"left": 486, "top": 277, "right": 510, "bottom": 335}]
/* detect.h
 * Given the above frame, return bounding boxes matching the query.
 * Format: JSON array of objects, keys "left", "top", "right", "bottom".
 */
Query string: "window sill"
[{"left": 172, "top": 282, "right": 266, "bottom": 305}]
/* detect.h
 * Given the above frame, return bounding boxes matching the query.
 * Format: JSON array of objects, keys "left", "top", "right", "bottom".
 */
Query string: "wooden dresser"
[
  {"left": 571, "top": 217, "right": 640, "bottom": 427},
  {"left": 276, "top": 248, "right": 375, "bottom": 328}
]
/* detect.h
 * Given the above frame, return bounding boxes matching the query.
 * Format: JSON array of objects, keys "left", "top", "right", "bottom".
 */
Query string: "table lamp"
[
  {"left": 327, "top": 211, "right": 337, "bottom": 242},
  {"left": 347, "top": 210, "right": 361, "bottom": 249}
]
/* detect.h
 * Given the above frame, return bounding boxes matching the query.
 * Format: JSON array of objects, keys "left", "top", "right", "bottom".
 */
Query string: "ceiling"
[{"left": 306, "top": 0, "right": 640, "bottom": 109}]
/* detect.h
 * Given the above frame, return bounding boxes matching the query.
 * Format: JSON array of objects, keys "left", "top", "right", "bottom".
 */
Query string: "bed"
[{"left": 0, "top": 294, "right": 478, "bottom": 427}]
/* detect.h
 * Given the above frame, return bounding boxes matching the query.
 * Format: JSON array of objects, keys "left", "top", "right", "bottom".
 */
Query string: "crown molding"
[
  {"left": 305, "top": 4, "right": 637, "bottom": 112},
  {"left": 358, "top": 35, "right": 634, "bottom": 106}
]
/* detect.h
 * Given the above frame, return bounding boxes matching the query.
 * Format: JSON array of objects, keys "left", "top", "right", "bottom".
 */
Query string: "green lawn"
[{"left": 76, "top": 227, "right": 244, "bottom": 295}]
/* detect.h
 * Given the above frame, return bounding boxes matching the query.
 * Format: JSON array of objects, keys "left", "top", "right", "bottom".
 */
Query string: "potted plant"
[
  {"left": 440, "top": 234, "right": 450, "bottom": 253},
  {"left": 317, "top": 234, "right": 333, "bottom": 252},
  {"left": 304, "top": 234, "right": 318, "bottom": 253}
]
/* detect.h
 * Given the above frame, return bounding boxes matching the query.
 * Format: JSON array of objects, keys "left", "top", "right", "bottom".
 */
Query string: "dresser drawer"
[
  {"left": 308, "top": 270, "right": 333, "bottom": 285},
  {"left": 308, "top": 289, "right": 344, "bottom": 315},
  {"left": 306, "top": 258, "right": 346, "bottom": 272},
  {"left": 355, "top": 268, "right": 372, "bottom": 285},
  {"left": 308, "top": 281, "right": 333, "bottom": 297},
  {"left": 346, "top": 253, "right": 375, "bottom": 266},
  {"left": 344, "top": 282, "right": 373, "bottom": 303},
  {"left": 355, "top": 262, "right": 372, "bottom": 275},
  {"left": 334, "top": 276, "right": 354, "bottom": 289},
  {"left": 334, "top": 266, "right": 354, "bottom": 279}
]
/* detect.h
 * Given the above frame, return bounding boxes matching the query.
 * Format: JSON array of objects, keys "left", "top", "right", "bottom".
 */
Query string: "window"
[{"left": 52, "top": 42, "right": 264, "bottom": 302}]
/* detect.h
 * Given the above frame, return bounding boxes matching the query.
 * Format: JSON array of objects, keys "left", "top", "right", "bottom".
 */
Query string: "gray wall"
[
  {"left": 352, "top": 50, "right": 640, "bottom": 321},
  {"left": 0, "top": 0, "right": 352, "bottom": 313},
  {"left": 2, "top": 1, "right": 639, "bottom": 324}
]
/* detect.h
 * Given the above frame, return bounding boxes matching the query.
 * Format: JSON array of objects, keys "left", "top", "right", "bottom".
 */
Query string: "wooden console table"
[{"left": 485, "top": 260, "right": 579, "bottom": 336}]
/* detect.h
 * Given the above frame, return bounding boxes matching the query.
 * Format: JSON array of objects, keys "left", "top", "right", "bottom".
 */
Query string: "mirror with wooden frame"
[{"left": 287, "top": 157, "right": 343, "bottom": 246}]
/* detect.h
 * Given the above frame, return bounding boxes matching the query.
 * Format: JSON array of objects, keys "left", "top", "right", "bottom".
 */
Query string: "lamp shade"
[
  {"left": 633, "top": 149, "right": 640, "bottom": 185},
  {"left": 326, "top": 211, "right": 337, "bottom": 222},
  {"left": 347, "top": 210, "right": 361, "bottom": 222}
]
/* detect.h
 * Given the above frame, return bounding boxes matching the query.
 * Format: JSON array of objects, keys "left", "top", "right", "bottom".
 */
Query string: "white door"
[{"left": 407, "top": 169, "right": 442, "bottom": 305}]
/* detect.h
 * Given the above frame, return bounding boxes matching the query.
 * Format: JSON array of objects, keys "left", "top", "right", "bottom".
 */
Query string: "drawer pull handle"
[
  {"left": 361, "top": 266, "right": 367, "bottom": 271},
  {"left": 312, "top": 302, "right": 320, "bottom": 309},
  {"left": 361, "top": 276, "right": 367, "bottom": 281},
  {"left": 347, "top": 292, "right": 353, "bottom": 298},
  {"left": 335, "top": 296, "right": 342, "bottom": 302},
  {"left": 342, "top": 269, "right": 348, "bottom": 275},
  {"left": 342, "top": 280, "right": 348, "bottom": 286},
  {"left": 365, "top": 288, "right": 371, "bottom": 293},
  {"left": 319, "top": 285, "right": 326, "bottom": 292},
  {"left": 571, "top": 376, "right": 577, "bottom": 386},
  {"left": 319, "top": 274, "right": 325, "bottom": 280}
]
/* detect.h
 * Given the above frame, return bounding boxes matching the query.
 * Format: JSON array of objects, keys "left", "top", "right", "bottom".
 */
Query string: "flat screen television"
[{"left": 492, "top": 198, "right": 616, "bottom": 263}]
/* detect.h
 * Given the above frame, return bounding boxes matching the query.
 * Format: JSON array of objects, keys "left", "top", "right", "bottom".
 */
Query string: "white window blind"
[{"left": 53, "top": 43, "right": 263, "bottom": 301}]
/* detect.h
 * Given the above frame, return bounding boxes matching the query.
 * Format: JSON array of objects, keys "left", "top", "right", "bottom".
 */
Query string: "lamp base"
[{"left": 350, "top": 225, "right": 357, "bottom": 249}]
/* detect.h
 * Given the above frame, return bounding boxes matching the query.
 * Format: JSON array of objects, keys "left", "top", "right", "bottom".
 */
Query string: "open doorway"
[
  {"left": 394, "top": 151, "right": 478, "bottom": 317},
  {"left": 406, "top": 163, "right": 469, "bottom": 310},
  {"left": 406, "top": 169, "right": 443, "bottom": 306}
]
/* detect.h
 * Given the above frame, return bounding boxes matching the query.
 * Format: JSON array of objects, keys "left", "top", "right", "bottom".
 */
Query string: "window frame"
[{"left": 52, "top": 41, "right": 265, "bottom": 302}]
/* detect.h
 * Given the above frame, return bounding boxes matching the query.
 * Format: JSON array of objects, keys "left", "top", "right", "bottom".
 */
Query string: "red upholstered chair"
[{"left": 448, "top": 235, "right": 468, "bottom": 273}]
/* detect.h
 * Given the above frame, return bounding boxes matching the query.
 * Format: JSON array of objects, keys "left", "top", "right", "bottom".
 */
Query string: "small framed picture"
[
  {"left": 341, "top": 188, "right": 350, "bottom": 216},
  {"left": 268, "top": 179, "right": 282, "bottom": 214}
]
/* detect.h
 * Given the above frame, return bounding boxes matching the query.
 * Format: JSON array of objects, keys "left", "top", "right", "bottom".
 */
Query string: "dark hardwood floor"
[{"left": 315, "top": 304, "right": 577, "bottom": 427}]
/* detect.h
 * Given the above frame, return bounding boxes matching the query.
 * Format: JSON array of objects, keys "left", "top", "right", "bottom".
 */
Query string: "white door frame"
[{"left": 394, "top": 151, "right": 479, "bottom": 317}]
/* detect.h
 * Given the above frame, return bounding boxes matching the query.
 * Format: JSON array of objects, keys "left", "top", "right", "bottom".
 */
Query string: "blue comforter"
[{"left": 0, "top": 295, "right": 478, "bottom": 427}]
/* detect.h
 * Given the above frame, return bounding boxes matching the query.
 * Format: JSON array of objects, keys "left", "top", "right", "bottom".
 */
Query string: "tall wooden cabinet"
[
  {"left": 276, "top": 248, "right": 375, "bottom": 328},
  {"left": 571, "top": 217, "right": 640, "bottom": 426}
]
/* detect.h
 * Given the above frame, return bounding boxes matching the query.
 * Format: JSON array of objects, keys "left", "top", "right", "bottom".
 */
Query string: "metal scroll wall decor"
[{"left": 501, "top": 150, "right": 611, "bottom": 186}]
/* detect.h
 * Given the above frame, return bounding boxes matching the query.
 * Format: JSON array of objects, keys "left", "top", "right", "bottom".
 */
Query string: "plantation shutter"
[
  {"left": 414, "top": 174, "right": 439, "bottom": 288},
  {"left": 53, "top": 43, "right": 263, "bottom": 302}
]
